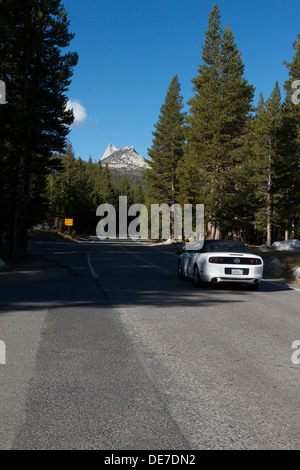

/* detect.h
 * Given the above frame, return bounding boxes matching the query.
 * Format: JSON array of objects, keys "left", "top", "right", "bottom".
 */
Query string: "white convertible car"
[{"left": 178, "top": 240, "right": 263, "bottom": 290}]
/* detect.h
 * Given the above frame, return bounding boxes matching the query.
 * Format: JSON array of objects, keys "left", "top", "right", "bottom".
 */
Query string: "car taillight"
[
  {"left": 250, "top": 258, "right": 262, "bottom": 265},
  {"left": 209, "top": 257, "right": 224, "bottom": 263}
]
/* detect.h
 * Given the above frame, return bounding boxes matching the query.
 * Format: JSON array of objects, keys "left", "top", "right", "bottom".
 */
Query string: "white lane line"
[
  {"left": 134, "top": 239, "right": 179, "bottom": 256},
  {"left": 87, "top": 253, "right": 98, "bottom": 279}
]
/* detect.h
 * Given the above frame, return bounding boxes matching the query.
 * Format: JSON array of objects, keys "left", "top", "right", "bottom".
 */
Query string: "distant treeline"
[{"left": 46, "top": 145, "right": 147, "bottom": 235}]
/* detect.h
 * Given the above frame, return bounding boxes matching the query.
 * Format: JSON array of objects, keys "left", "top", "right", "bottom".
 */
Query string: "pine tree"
[
  {"left": 177, "top": 4, "right": 254, "bottom": 238},
  {"left": 177, "top": 4, "right": 223, "bottom": 215},
  {"left": 144, "top": 74, "right": 185, "bottom": 238},
  {"left": 251, "top": 82, "right": 282, "bottom": 246},
  {"left": 132, "top": 183, "right": 145, "bottom": 205},
  {"left": 0, "top": 0, "right": 78, "bottom": 258},
  {"left": 276, "top": 34, "right": 300, "bottom": 239},
  {"left": 101, "top": 164, "right": 116, "bottom": 206},
  {"left": 46, "top": 142, "right": 76, "bottom": 229},
  {"left": 144, "top": 74, "right": 185, "bottom": 207},
  {"left": 115, "top": 177, "right": 133, "bottom": 207}
]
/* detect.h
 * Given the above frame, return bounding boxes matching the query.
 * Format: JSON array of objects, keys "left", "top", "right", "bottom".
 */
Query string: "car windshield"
[{"left": 204, "top": 243, "right": 250, "bottom": 253}]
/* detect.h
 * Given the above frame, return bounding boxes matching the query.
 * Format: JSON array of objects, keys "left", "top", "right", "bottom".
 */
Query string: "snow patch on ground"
[
  {"left": 292, "top": 267, "right": 300, "bottom": 280},
  {"left": 271, "top": 240, "right": 300, "bottom": 252}
]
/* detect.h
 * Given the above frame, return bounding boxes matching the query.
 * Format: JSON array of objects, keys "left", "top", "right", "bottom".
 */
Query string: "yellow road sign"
[{"left": 65, "top": 218, "right": 73, "bottom": 226}]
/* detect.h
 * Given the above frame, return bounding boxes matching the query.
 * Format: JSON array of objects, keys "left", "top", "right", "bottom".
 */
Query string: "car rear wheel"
[
  {"left": 178, "top": 260, "right": 184, "bottom": 280},
  {"left": 193, "top": 265, "right": 202, "bottom": 287},
  {"left": 248, "top": 283, "right": 260, "bottom": 290}
]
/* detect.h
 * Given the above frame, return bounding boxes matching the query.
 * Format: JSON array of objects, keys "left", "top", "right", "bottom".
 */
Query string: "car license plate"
[{"left": 232, "top": 269, "right": 243, "bottom": 275}]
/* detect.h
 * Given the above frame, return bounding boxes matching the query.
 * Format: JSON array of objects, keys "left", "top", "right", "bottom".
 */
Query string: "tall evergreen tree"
[
  {"left": 251, "top": 82, "right": 282, "bottom": 246},
  {"left": 132, "top": 183, "right": 145, "bottom": 205},
  {"left": 101, "top": 163, "right": 116, "bottom": 206},
  {"left": 0, "top": 0, "right": 78, "bottom": 258},
  {"left": 275, "top": 34, "right": 300, "bottom": 239},
  {"left": 177, "top": 3, "right": 223, "bottom": 215},
  {"left": 144, "top": 74, "right": 185, "bottom": 238},
  {"left": 47, "top": 142, "right": 77, "bottom": 229},
  {"left": 144, "top": 74, "right": 185, "bottom": 207},
  {"left": 177, "top": 4, "right": 254, "bottom": 238}
]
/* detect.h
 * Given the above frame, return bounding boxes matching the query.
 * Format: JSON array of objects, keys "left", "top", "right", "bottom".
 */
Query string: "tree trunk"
[
  {"left": 266, "top": 220, "right": 272, "bottom": 248},
  {"left": 211, "top": 225, "right": 216, "bottom": 239},
  {"left": 11, "top": 37, "right": 30, "bottom": 260},
  {"left": 266, "top": 153, "right": 272, "bottom": 247},
  {"left": 285, "top": 230, "right": 289, "bottom": 240}
]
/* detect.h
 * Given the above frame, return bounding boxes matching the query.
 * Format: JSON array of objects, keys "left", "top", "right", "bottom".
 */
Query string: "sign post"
[{"left": 64, "top": 218, "right": 73, "bottom": 235}]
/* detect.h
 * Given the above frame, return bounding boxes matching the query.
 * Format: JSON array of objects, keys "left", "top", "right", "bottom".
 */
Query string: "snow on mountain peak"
[
  {"left": 100, "top": 144, "right": 150, "bottom": 173},
  {"left": 101, "top": 143, "right": 119, "bottom": 160}
]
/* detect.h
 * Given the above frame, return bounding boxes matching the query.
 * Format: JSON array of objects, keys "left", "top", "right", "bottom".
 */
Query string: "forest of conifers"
[{"left": 0, "top": 2, "right": 299, "bottom": 260}]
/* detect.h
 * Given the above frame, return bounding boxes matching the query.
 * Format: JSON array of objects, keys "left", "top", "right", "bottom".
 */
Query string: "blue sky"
[{"left": 62, "top": 0, "right": 300, "bottom": 162}]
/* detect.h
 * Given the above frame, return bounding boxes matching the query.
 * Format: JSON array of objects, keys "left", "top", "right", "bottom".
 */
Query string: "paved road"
[{"left": 0, "top": 237, "right": 299, "bottom": 449}]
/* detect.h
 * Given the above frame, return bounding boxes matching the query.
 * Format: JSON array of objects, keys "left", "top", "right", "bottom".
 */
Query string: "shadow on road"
[{"left": 0, "top": 243, "right": 295, "bottom": 315}]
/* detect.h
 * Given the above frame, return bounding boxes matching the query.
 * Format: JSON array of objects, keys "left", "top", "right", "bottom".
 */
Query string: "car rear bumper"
[
  {"left": 202, "top": 266, "right": 263, "bottom": 284},
  {"left": 207, "top": 276, "right": 262, "bottom": 284}
]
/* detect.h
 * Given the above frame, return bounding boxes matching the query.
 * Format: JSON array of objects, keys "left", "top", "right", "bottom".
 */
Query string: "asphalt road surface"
[{"left": 0, "top": 237, "right": 299, "bottom": 450}]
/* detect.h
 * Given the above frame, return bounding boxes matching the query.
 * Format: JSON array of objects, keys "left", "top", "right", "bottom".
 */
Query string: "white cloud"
[{"left": 66, "top": 99, "right": 88, "bottom": 127}]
